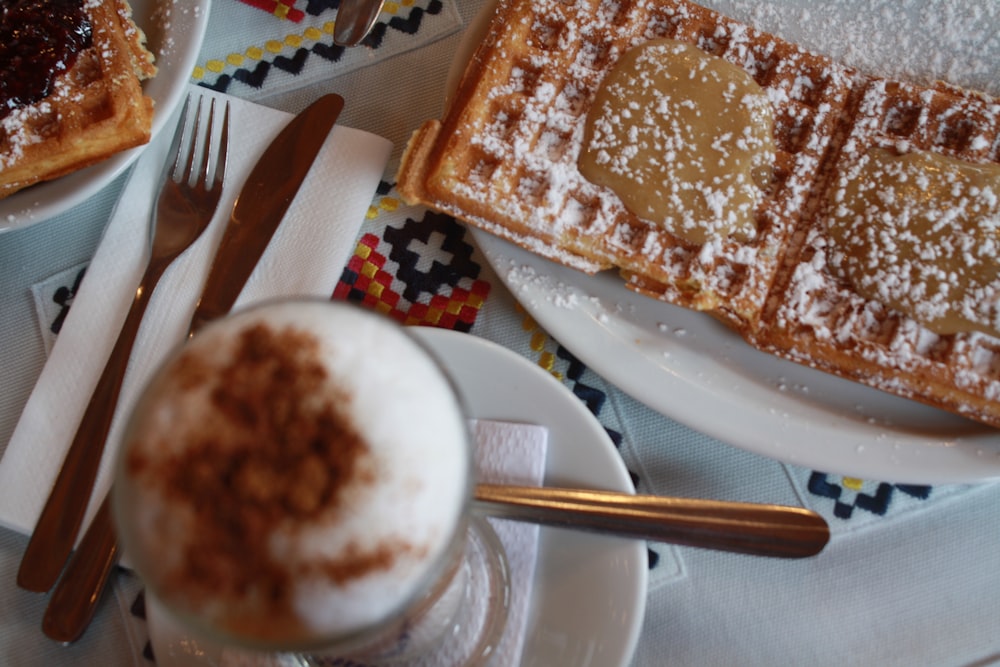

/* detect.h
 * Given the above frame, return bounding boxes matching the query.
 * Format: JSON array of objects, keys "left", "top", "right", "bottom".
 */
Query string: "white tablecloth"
[{"left": 2, "top": 1, "right": 1000, "bottom": 666}]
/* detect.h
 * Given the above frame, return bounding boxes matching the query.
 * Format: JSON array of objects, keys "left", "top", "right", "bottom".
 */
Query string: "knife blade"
[
  {"left": 39, "top": 93, "right": 346, "bottom": 644},
  {"left": 187, "top": 92, "right": 345, "bottom": 335}
]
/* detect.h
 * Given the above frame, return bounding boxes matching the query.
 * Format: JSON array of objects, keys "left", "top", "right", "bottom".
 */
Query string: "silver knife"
[
  {"left": 40, "top": 92, "right": 346, "bottom": 644},
  {"left": 188, "top": 92, "right": 345, "bottom": 335}
]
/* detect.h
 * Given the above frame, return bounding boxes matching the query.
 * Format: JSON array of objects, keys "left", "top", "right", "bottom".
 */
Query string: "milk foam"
[{"left": 115, "top": 300, "right": 470, "bottom": 648}]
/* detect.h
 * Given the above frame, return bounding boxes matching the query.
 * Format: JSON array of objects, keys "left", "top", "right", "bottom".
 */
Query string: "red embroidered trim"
[{"left": 333, "top": 234, "right": 490, "bottom": 330}]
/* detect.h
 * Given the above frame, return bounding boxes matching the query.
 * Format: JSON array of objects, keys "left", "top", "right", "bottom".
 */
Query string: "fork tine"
[
  {"left": 163, "top": 94, "right": 192, "bottom": 181},
  {"left": 212, "top": 102, "right": 231, "bottom": 190},
  {"left": 192, "top": 98, "right": 218, "bottom": 188},
  {"left": 180, "top": 96, "right": 206, "bottom": 185}
]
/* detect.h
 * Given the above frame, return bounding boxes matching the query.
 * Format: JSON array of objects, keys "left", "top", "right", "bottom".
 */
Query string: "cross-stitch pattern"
[
  {"left": 195, "top": 0, "right": 462, "bottom": 98},
  {"left": 30, "top": 263, "right": 87, "bottom": 355},
  {"left": 236, "top": 0, "right": 305, "bottom": 22},
  {"left": 784, "top": 467, "right": 975, "bottom": 533},
  {"left": 334, "top": 210, "right": 491, "bottom": 331}
]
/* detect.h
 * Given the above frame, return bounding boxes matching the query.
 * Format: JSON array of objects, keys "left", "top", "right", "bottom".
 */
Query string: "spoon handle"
[{"left": 473, "top": 484, "right": 830, "bottom": 559}]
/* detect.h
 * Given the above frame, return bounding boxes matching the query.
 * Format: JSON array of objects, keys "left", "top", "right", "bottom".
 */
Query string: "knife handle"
[{"left": 42, "top": 495, "right": 121, "bottom": 643}]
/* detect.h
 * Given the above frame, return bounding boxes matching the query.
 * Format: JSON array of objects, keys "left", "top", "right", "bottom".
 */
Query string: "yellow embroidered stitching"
[
  {"left": 517, "top": 306, "right": 564, "bottom": 381},
  {"left": 842, "top": 477, "right": 865, "bottom": 491},
  {"left": 366, "top": 196, "right": 400, "bottom": 220},
  {"left": 193, "top": 28, "right": 328, "bottom": 81}
]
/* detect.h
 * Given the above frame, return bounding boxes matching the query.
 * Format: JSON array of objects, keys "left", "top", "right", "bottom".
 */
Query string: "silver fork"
[{"left": 17, "top": 94, "right": 230, "bottom": 601}]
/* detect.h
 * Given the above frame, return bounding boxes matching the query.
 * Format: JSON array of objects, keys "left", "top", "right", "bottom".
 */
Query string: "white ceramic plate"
[
  {"left": 456, "top": 0, "right": 1000, "bottom": 485},
  {"left": 0, "top": 0, "right": 212, "bottom": 232},
  {"left": 148, "top": 328, "right": 647, "bottom": 667}
]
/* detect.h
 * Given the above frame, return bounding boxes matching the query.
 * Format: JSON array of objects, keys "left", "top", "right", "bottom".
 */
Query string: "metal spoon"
[
  {"left": 333, "top": 0, "right": 387, "bottom": 46},
  {"left": 44, "top": 483, "right": 827, "bottom": 646},
  {"left": 474, "top": 484, "right": 830, "bottom": 559}
]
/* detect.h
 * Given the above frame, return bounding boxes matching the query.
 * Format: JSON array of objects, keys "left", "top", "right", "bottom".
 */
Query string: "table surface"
[{"left": 2, "top": 1, "right": 1000, "bottom": 666}]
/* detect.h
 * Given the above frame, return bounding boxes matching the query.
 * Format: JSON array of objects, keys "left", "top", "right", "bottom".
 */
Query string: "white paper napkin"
[
  {"left": 212, "top": 419, "right": 548, "bottom": 667},
  {"left": 0, "top": 84, "right": 392, "bottom": 539},
  {"left": 446, "top": 418, "right": 547, "bottom": 667}
]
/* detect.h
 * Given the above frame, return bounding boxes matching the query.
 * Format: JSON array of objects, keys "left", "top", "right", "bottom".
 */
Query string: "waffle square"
[
  {"left": 397, "top": 0, "right": 856, "bottom": 331},
  {"left": 398, "top": 0, "right": 1000, "bottom": 427},
  {"left": 754, "top": 79, "right": 1000, "bottom": 426},
  {"left": 0, "top": 0, "right": 156, "bottom": 199}
]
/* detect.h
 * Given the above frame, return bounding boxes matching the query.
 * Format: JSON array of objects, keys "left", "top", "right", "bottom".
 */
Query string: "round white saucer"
[{"left": 147, "top": 328, "right": 647, "bottom": 667}]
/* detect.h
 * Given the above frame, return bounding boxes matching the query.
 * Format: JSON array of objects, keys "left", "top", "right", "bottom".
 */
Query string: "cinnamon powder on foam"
[{"left": 125, "top": 323, "right": 420, "bottom": 640}]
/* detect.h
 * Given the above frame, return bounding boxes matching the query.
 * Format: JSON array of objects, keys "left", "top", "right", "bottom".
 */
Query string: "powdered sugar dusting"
[
  {"left": 503, "top": 258, "right": 594, "bottom": 309},
  {"left": 825, "top": 146, "right": 1000, "bottom": 337},
  {"left": 705, "top": 0, "right": 999, "bottom": 96},
  {"left": 407, "top": 0, "right": 1000, "bottom": 426},
  {"left": 0, "top": 104, "right": 46, "bottom": 169},
  {"left": 763, "top": 72, "right": 1000, "bottom": 422},
  {"left": 579, "top": 38, "right": 775, "bottom": 244},
  {"left": 429, "top": 0, "right": 858, "bottom": 328}
]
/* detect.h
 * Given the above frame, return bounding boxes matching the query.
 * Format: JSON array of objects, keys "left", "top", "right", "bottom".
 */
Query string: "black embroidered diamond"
[
  {"left": 383, "top": 212, "right": 481, "bottom": 302},
  {"left": 50, "top": 266, "right": 86, "bottom": 335},
  {"left": 807, "top": 472, "right": 933, "bottom": 520}
]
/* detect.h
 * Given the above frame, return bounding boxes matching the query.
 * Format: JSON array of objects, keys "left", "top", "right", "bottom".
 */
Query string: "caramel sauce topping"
[
  {"left": 827, "top": 147, "right": 1000, "bottom": 337},
  {"left": 579, "top": 38, "right": 775, "bottom": 244}
]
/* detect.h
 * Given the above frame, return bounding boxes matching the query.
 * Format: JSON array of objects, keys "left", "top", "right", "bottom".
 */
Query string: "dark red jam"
[{"left": 0, "top": 0, "right": 93, "bottom": 121}]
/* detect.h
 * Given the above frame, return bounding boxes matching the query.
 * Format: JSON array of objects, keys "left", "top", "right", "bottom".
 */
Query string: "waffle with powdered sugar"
[
  {"left": 397, "top": 0, "right": 1000, "bottom": 427},
  {"left": 398, "top": 0, "right": 855, "bottom": 331},
  {"left": 754, "top": 79, "right": 1000, "bottom": 426}
]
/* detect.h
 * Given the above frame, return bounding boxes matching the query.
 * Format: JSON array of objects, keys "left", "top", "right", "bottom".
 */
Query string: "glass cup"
[{"left": 113, "top": 299, "right": 509, "bottom": 665}]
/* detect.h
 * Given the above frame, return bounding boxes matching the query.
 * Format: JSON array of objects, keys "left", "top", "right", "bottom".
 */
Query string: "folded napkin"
[
  {"left": 150, "top": 420, "right": 548, "bottom": 667},
  {"left": 414, "top": 418, "right": 548, "bottom": 667},
  {"left": 0, "top": 85, "right": 392, "bottom": 538}
]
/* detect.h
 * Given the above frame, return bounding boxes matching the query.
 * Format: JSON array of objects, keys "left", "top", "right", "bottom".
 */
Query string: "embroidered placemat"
[{"left": 194, "top": 0, "right": 463, "bottom": 99}]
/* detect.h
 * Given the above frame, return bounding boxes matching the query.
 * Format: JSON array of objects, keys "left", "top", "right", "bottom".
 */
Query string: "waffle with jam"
[{"left": 0, "top": 0, "right": 157, "bottom": 199}]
